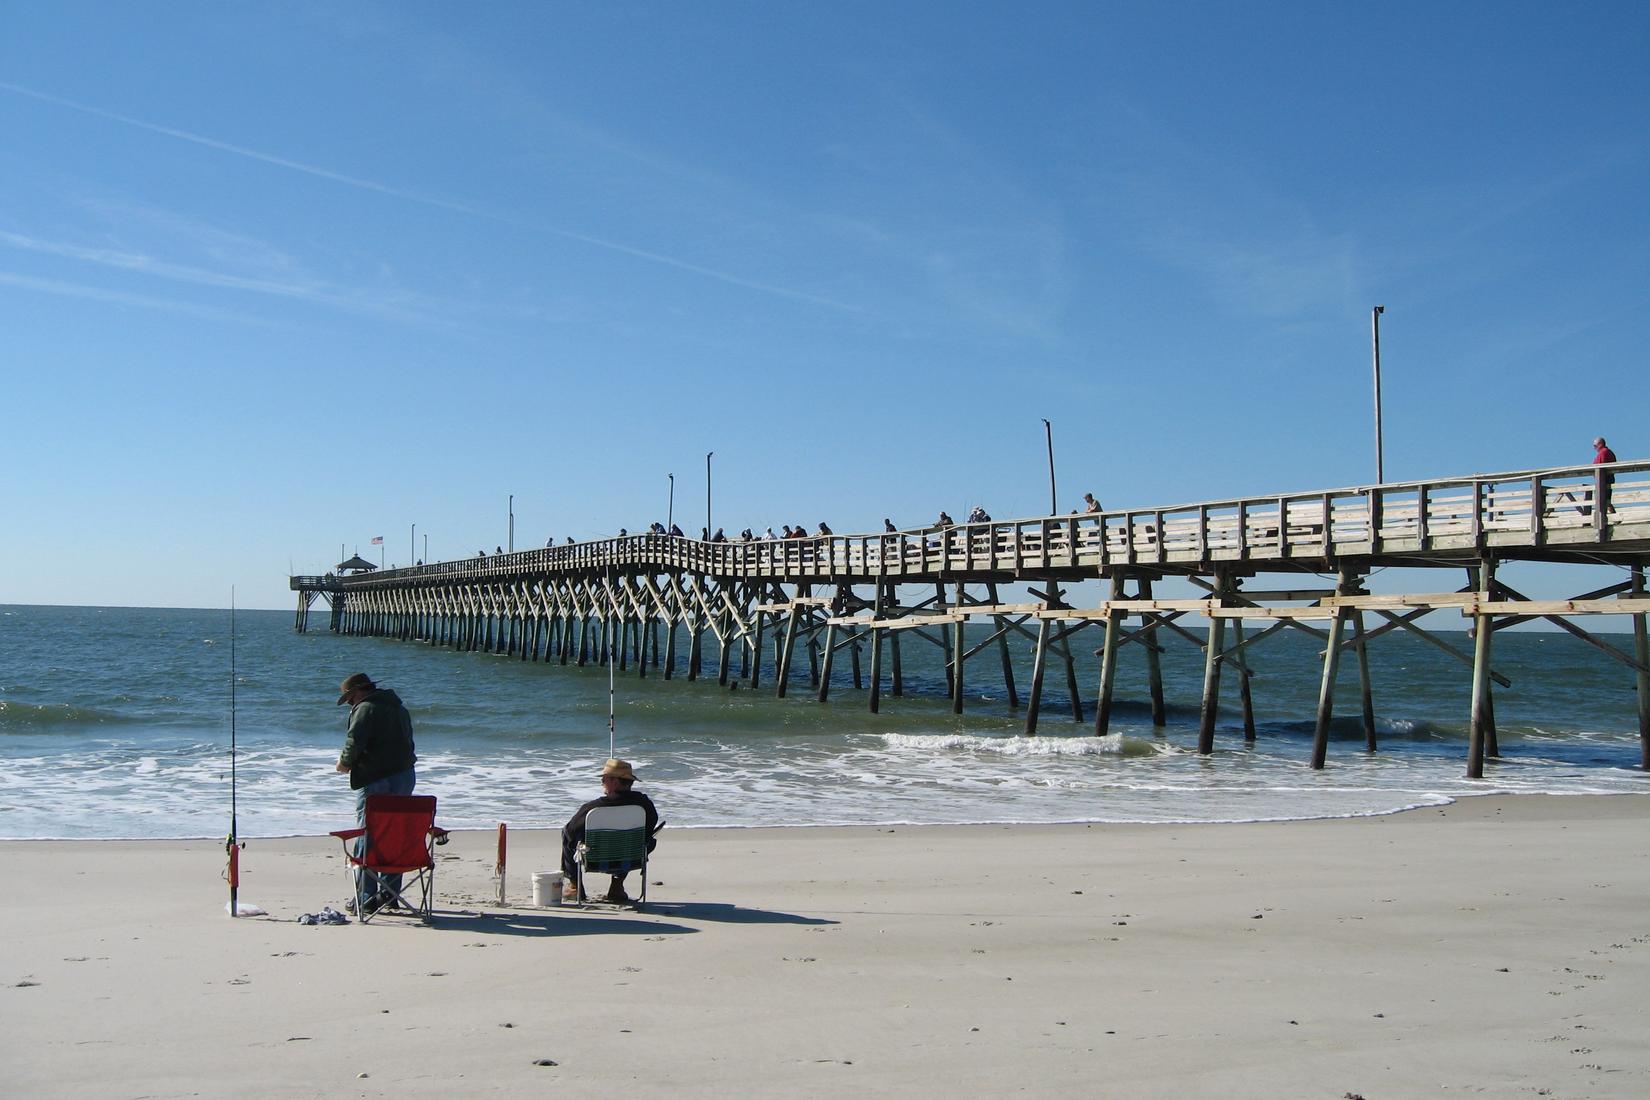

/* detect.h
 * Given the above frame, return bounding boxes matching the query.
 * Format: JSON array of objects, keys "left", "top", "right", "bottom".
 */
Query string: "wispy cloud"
[
  {"left": 1139, "top": 224, "right": 1360, "bottom": 320},
  {"left": 809, "top": 92, "right": 1073, "bottom": 344},
  {"left": 0, "top": 226, "right": 450, "bottom": 326},
  {"left": 79, "top": 197, "right": 308, "bottom": 280},
  {"left": 0, "top": 269, "right": 265, "bottom": 324},
  {"left": 3, "top": 228, "right": 323, "bottom": 299},
  {"left": 0, "top": 80, "right": 859, "bottom": 313},
  {"left": 1084, "top": 99, "right": 1368, "bottom": 320}
]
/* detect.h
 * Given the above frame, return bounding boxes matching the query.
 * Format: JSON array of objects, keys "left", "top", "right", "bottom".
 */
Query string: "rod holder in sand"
[{"left": 494, "top": 822, "right": 507, "bottom": 905}]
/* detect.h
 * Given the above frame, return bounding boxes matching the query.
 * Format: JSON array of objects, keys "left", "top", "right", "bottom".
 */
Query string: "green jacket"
[{"left": 339, "top": 688, "right": 417, "bottom": 790}]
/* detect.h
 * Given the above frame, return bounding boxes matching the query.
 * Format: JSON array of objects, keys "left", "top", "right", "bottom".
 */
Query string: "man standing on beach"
[{"left": 334, "top": 672, "right": 417, "bottom": 913}]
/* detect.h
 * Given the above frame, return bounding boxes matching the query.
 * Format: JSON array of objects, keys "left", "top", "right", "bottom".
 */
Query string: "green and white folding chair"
[{"left": 575, "top": 804, "right": 651, "bottom": 908}]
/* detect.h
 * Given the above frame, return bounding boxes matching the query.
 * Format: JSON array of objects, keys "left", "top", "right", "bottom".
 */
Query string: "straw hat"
[{"left": 600, "top": 758, "right": 635, "bottom": 781}]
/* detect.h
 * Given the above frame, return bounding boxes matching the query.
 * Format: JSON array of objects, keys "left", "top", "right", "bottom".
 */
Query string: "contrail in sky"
[{"left": 0, "top": 80, "right": 859, "bottom": 312}]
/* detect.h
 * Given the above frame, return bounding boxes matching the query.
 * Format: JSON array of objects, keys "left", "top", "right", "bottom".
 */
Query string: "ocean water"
[{"left": 0, "top": 603, "right": 1645, "bottom": 839}]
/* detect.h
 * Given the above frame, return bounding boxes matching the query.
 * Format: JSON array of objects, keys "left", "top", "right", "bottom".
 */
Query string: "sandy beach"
[{"left": 4, "top": 794, "right": 1647, "bottom": 1098}]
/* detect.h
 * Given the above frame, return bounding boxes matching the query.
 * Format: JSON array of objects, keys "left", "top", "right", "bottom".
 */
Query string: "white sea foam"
[
  {"left": 2, "top": 712, "right": 1645, "bottom": 840},
  {"left": 881, "top": 732, "right": 1133, "bottom": 756}
]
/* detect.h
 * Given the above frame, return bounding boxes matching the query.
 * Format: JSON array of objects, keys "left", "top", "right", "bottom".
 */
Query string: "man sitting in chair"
[{"left": 561, "top": 758, "right": 658, "bottom": 903}]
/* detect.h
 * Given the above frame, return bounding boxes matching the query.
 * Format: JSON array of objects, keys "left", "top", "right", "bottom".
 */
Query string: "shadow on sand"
[
  {"left": 634, "top": 900, "right": 837, "bottom": 926},
  {"left": 391, "top": 898, "right": 835, "bottom": 936},
  {"left": 409, "top": 909, "right": 698, "bottom": 938}
]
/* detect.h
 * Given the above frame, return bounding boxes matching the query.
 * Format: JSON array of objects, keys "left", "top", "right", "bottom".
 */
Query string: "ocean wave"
[
  {"left": 0, "top": 700, "right": 127, "bottom": 731},
  {"left": 1262, "top": 715, "right": 1461, "bottom": 742},
  {"left": 880, "top": 732, "right": 1162, "bottom": 758},
  {"left": 3, "top": 605, "right": 1648, "bottom": 838}
]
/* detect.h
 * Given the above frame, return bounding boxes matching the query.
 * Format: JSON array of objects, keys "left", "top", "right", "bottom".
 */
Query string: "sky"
[{"left": 2, "top": 1, "right": 1647, "bottom": 610}]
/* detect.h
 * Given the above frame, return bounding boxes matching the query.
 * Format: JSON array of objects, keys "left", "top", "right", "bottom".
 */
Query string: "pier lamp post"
[
  {"left": 423, "top": 533, "right": 428, "bottom": 563},
  {"left": 668, "top": 473, "right": 675, "bottom": 531},
  {"left": 508, "top": 494, "right": 514, "bottom": 554},
  {"left": 706, "top": 452, "right": 714, "bottom": 537},
  {"left": 410, "top": 523, "right": 415, "bottom": 567},
  {"left": 1041, "top": 418, "right": 1058, "bottom": 515},
  {"left": 1372, "top": 306, "right": 1385, "bottom": 484}
]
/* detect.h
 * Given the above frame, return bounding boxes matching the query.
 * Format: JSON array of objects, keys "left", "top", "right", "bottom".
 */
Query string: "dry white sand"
[{"left": 3, "top": 794, "right": 1648, "bottom": 1098}]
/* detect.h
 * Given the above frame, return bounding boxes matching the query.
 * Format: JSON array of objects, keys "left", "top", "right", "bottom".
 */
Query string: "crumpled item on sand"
[{"left": 297, "top": 906, "right": 349, "bottom": 925}]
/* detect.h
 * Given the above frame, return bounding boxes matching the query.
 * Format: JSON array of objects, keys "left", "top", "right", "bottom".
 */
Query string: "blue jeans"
[{"left": 354, "top": 770, "right": 416, "bottom": 905}]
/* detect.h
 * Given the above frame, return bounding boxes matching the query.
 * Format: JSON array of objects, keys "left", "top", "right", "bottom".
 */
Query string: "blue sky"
[{"left": 3, "top": 2, "right": 1646, "bottom": 610}]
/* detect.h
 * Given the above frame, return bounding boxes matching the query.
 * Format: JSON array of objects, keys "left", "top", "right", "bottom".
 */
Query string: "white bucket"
[{"left": 532, "top": 870, "right": 565, "bottom": 907}]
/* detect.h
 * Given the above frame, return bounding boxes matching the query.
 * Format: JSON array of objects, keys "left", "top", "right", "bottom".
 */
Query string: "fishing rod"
[
  {"left": 608, "top": 576, "right": 617, "bottom": 760},
  {"left": 226, "top": 590, "right": 243, "bottom": 917}
]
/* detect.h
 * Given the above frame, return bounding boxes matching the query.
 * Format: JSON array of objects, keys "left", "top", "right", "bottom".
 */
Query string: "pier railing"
[{"left": 317, "top": 461, "right": 1648, "bottom": 589}]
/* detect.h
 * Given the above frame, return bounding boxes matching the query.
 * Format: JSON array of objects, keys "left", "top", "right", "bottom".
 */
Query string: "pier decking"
[{"left": 293, "top": 461, "right": 1650, "bottom": 776}]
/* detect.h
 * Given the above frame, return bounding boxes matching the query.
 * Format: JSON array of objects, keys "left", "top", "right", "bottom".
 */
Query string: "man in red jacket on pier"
[{"left": 1587, "top": 436, "right": 1617, "bottom": 516}]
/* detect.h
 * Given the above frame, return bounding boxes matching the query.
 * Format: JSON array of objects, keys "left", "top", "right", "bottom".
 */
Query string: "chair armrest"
[{"left": 330, "top": 828, "right": 366, "bottom": 841}]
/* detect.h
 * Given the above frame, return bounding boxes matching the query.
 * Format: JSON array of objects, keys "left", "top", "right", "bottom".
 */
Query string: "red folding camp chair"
[{"left": 330, "top": 794, "right": 448, "bottom": 923}]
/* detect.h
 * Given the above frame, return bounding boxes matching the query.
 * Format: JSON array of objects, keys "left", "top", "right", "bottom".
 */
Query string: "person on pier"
[
  {"left": 1083, "top": 492, "right": 1102, "bottom": 513},
  {"left": 1588, "top": 436, "right": 1618, "bottom": 516},
  {"left": 669, "top": 523, "right": 684, "bottom": 538},
  {"left": 817, "top": 521, "right": 833, "bottom": 536},
  {"left": 560, "top": 758, "right": 659, "bottom": 904}
]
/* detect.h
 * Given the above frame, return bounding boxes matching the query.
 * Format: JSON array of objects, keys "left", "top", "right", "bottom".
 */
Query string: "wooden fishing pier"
[{"left": 292, "top": 460, "right": 1650, "bottom": 776}]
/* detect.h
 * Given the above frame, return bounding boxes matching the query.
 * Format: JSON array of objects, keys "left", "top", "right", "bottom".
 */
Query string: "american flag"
[{"left": 371, "top": 536, "right": 383, "bottom": 545}]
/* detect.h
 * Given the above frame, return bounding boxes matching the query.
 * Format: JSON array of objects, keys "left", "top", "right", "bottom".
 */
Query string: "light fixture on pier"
[
  {"left": 1041, "top": 418, "right": 1057, "bottom": 515},
  {"left": 1372, "top": 306, "right": 1386, "bottom": 484}
]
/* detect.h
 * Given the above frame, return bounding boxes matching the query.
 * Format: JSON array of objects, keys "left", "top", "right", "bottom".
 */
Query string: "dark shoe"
[{"left": 603, "top": 884, "right": 634, "bottom": 905}]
